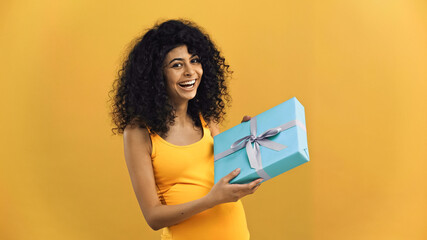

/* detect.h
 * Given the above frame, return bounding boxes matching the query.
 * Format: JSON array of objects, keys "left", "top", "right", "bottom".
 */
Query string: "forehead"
[{"left": 164, "top": 45, "right": 195, "bottom": 60}]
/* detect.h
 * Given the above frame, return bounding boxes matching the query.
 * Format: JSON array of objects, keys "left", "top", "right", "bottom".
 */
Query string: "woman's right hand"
[{"left": 206, "top": 168, "right": 263, "bottom": 207}]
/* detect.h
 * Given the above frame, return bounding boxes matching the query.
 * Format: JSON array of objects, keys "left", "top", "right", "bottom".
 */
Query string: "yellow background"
[{"left": 1, "top": 0, "right": 426, "bottom": 239}]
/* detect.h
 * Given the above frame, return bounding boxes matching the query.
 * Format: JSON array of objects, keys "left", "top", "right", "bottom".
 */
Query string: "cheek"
[
  {"left": 163, "top": 78, "right": 175, "bottom": 95},
  {"left": 166, "top": 79, "right": 178, "bottom": 94},
  {"left": 164, "top": 72, "right": 177, "bottom": 86}
]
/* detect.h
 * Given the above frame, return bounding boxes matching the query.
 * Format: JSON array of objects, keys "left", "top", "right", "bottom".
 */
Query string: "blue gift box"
[{"left": 214, "top": 97, "right": 310, "bottom": 184}]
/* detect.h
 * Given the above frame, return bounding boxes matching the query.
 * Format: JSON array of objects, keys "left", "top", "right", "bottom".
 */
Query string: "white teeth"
[
  {"left": 178, "top": 79, "right": 196, "bottom": 89},
  {"left": 179, "top": 79, "right": 196, "bottom": 85}
]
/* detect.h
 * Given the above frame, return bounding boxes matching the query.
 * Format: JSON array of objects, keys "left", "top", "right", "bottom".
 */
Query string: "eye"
[
  {"left": 172, "top": 62, "right": 183, "bottom": 68},
  {"left": 191, "top": 57, "right": 201, "bottom": 64}
]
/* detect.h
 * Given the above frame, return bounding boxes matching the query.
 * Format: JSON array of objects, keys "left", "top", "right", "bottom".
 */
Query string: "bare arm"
[{"left": 123, "top": 125, "right": 262, "bottom": 230}]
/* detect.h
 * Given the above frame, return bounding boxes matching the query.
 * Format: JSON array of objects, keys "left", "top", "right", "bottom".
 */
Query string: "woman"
[{"left": 109, "top": 19, "right": 262, "bottom": 240}]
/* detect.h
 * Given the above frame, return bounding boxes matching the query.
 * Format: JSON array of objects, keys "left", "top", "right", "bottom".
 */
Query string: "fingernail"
[{"left": 235, "top": 168, "right": 240, "bottom": 172}]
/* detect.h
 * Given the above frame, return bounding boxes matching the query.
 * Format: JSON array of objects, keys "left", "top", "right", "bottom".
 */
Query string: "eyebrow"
[{"left": 168, "top": 54, "right": 199, "bottom": 65}]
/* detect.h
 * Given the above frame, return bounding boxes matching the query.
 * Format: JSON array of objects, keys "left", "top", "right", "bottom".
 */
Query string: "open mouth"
[{"left": 178, "top": 79, "right": 196, "bottom": 89}]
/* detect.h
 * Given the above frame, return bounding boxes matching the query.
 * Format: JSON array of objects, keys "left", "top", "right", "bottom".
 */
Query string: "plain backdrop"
[{"left": 1, "top": 0, "right": 426, "bottom": 239}]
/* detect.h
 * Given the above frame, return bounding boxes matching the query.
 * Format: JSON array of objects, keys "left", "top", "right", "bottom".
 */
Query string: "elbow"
[
  {"left": 148, "top": 221, "right": 162, "bottom": 231},
  {"left": 145, "top": 215, "right": 165, "bottom": 231},
  {"left": 143, "top": 206, "right": 171, "bottom": 230}
]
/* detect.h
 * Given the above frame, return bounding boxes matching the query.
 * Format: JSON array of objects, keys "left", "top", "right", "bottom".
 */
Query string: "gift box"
[{"left": 214, "top": 97, "right": 310, "bottom": 184}]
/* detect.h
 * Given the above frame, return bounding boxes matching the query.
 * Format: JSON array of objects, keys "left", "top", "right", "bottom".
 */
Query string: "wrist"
[{"left": 203, "top": 192, "right": 216, "bottom": 209}]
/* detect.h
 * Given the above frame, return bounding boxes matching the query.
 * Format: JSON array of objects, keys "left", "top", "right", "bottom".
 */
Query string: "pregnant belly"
[
  {"left": 162, "top": 183, "right": 210, "bottom": 205},
  {"left": 161, "top": 184, "right": 249, "bottom": 240}
]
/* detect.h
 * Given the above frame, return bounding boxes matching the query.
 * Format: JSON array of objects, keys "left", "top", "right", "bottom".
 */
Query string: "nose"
[{"left": 184, "top": 64, "right": 196, "bottom": 77}]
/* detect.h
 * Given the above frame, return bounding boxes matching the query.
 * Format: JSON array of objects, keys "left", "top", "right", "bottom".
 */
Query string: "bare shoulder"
[
  {"left": 123, "top": 124, "right": 152, "bottom": 159},
  {"left": 122, "top": 125, "right": 161, "bottom": 216},
  {"left": 207, "top": 120, "right": 221, "bottom": 137}
]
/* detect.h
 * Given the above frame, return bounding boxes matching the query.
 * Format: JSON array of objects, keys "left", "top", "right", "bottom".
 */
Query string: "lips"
[{"left": 178, "top": 79, "right": 196, "bottom": 88}]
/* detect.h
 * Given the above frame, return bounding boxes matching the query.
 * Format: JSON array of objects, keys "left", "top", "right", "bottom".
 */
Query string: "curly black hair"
[{"left": 109, "top": 19, "right": 232, "bottom": 136}]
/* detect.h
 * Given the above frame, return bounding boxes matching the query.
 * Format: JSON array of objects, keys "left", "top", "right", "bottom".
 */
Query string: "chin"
[
  {"left": 184, "top": 94, "right": 197, "bottom": 101},
  {"left": 182, "top": 89, "right": 198, "bottom": 100}
]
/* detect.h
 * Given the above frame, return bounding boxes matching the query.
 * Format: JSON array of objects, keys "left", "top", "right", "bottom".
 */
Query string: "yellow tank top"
[{"left": 148, "top": 115, "right": 250, "bottom": 240}]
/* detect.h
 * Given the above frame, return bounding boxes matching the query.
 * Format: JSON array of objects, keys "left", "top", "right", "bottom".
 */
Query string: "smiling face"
[{"left": 163, "top": 45, "right": 203, "bottom": 106}]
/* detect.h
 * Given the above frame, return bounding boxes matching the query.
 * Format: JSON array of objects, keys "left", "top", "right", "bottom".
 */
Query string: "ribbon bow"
[
  {"left": 230, "top": 117, "right": 287, "bottom": 171},
  {"left": 214, "top": 117, "right": 306, "bottom": 180}
]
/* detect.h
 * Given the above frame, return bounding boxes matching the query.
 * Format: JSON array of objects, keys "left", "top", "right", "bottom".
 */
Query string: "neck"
[{"left": 170, "top": 100, "right": 192, "bottom": 127}]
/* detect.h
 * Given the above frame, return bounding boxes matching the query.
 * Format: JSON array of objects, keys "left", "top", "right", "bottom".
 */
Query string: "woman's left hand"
[{"left": 241, "top": 115, "right": 251, "bottom": 123}]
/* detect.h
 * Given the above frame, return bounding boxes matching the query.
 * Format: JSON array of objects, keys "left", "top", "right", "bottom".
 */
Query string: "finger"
[
  {"left": 230, "top": 178, "right": 262, "bottom": 192},
  {"left": 241, "top": 182, "right": 261, "bottom": 196},
  {"left": 251, "top": 184, "right": 260, "bottom": 193},
  {"left": 221, "top": 168, "right": 241, "bottom": 183},
  {"left": 229, "top": 183, "right": 250, "bottom": 191},
  {"left": 241, "top": 115, "right": 252, "bottom": 123},
  {"left": 248, "top": 178, "right": 263, "bottom": 189}
]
